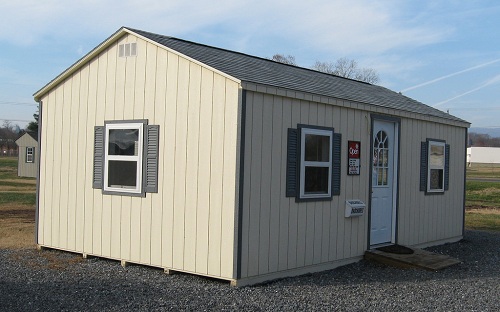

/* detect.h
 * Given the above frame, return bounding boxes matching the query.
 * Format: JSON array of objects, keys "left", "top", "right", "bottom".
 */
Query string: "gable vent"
[{"left": 118, "top": 43, "right": 137, "bottom": 57}]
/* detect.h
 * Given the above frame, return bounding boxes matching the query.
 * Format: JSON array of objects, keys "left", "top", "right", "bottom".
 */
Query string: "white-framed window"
[
  {"left": 103, "top": 122, "right": 144, "bottom": 194},
  {"left": 26, "top": 147, "right": 34, "bottom": 163},
  {"left": 299, "top": 127, "right": 333, "bottom": 199},
  {"left": 427, "top": 140, "right": 445, "bottom": 192}
]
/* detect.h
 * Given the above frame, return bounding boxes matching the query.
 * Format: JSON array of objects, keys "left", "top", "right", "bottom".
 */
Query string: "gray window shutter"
[
  {"left": 332, "top": 132, "right": 342, "bottom": 196},
  {"left": 93, "top": 126, "right": 104, "bottom": 189},
  {"left": 420, "top": 141, "right": 428, "bottom": 192},
  {"left": 144, "top": 125, "right": 160, "bottom": 193},
  {"left": 444, "top": 144, "right": 450, "bottom": 191},
  {"left": 286, "top": 128, "right": 298, "bottom": 197}
]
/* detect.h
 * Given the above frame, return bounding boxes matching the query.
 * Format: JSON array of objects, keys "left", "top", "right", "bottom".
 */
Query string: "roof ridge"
[
  {"left": 127, "top": 27, "right": 372, "bottom": 86},
  {"left": 34, "top": 27, "right": 469, "bottom": 126}
]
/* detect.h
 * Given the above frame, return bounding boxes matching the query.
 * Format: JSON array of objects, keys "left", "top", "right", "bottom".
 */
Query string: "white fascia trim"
[
  {"left": 34, "top": 27, "right": 241, "bottom": 102},
  {"left": 34, "top": 27, "right": 130, "bottom": 101}
]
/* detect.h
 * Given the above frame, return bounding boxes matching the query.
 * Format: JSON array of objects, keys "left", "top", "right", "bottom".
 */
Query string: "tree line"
[
  {"left": 0, "top": 108, "right": 38, "bottom": 156},
  {"left": 468, "top": 132, "right": 500, "bottom": 147}
]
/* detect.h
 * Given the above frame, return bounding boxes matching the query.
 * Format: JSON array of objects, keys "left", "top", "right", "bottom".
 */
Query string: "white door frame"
[{"left": 369, "top": 117, "right": 399, "bottom": 247}]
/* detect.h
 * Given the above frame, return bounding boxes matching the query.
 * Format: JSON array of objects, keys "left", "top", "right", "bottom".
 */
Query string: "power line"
[
  {"left": 0, "top": 101, "right": 37, "bottom": 106},
  {"left": 469, "top": 126, "right": 500, "bottom": 128},
  {"left": 0, "top": 118, "right": 32, "bottom": 122}
]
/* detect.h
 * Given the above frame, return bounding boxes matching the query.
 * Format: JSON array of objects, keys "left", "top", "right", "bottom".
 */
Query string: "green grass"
[
  {"left": 0, "top": 157, "right": 18, "bottom": 168},
  {"left": 465, "top": 177, "right": 500, "bottom": 231},
  {"left": 0, "top": 157, "right": 35, "bottom": 181},
  {"left": 0, "top": 192, "right": 36, "bottom": 205},
  {"left": 0, "top": 157, "right": 37, "bottom": 206},
  {"left": 466, "top": 181, "right": 500, "bottom": 207},
  {"left": 0, "top": 157, "right": 19, "bottom": 180}
]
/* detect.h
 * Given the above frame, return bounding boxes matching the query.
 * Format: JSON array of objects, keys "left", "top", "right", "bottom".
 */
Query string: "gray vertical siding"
[
  {"left": 239, "top": 90, "right": 372, "bottom": 279},
  {"left": 239, "top": 88, "right": 466, "bottom": 279},
  {"left": 398, "top": 118, "right": 465, "bottom": 246}
]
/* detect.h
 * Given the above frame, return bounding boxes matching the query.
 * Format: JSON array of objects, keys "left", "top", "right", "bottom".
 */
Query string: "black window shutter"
[
  {"left": 332, "top": 132, "right": 342, "bottom": 196},
  {"left": 419, "top": 141, "right": 428, "bottom": 192},
  {"left": 286, "top": 128, "right": 298, "bottom": 197},
  {"left": 144, "top": 125, "right": 160, "bottom": 193},
  {"left": 93, "top": 126, "right": 104, "bottom": 189},
  {"left": 444, "top": 144, "right": 450, "bottom": 191}
]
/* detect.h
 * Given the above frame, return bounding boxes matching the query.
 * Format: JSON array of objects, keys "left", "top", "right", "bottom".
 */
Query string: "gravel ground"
[{"left": 1, "top": 230, "right": 498, "bottom": 311}]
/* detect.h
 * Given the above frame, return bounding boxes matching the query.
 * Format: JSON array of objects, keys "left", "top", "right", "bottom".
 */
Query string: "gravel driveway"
[{"left": 1, "top": 230, "right": 498, "bottom": 311}]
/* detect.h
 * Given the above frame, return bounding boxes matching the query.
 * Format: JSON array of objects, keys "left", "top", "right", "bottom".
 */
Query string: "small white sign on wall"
[{"left": 345, "top": 200, "right": 365, "bottom": 217}]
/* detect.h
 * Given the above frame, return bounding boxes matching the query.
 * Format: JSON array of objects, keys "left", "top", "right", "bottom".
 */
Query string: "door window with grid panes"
[{"left": 373, "top": 130, "right": 389, "bottom": 186}]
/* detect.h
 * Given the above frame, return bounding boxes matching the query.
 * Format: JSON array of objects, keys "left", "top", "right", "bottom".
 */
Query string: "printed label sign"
[{"left": 348, "top": 141, "right": 361, "bottom": 175}]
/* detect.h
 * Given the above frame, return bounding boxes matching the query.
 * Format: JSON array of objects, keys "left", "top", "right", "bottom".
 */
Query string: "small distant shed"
[
  {"left": 15, "top": 132, "right": 38, "bottom": 178},
  {"left": 33, "top": 27, "right": 470, "bottom": 286}
]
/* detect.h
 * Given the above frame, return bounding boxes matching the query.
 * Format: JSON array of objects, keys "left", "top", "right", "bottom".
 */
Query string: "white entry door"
[{"left": 370, "top": 120, "right": 398, "bottom": 246}]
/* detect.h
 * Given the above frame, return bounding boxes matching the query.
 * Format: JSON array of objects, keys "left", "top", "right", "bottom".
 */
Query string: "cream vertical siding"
[
  {"left": 37, "top": 34, "right": 240, "bottom": 280},
  {"left": 239, "top": 89, "right": 466, "bottom": 280},
  {"left": 15, "top": 134, "right": 38, "bottom": 178}
]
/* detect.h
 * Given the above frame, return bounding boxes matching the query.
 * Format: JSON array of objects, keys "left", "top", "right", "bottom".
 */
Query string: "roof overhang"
[
  {"left": 34, "top": 27, "right": 128, "bottom": 101},
  {"left": 34, "top": 27, "right": 240, "bottom": 102},
  {"left": 241, "top": 81, "right": 471, "bottom": 128}
]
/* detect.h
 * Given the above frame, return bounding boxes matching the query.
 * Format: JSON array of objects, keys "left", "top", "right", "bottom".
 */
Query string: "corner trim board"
[
  {"left": 236, "top": 90, "right": 247, "bottom": 279},
  {"left": 34, "top": 101, "right": 43, "bottom": 245}
]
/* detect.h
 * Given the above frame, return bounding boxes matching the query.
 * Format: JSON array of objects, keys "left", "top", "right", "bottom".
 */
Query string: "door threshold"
[{"left": 369, "top": 242, "right": 393, "bottom": 250}]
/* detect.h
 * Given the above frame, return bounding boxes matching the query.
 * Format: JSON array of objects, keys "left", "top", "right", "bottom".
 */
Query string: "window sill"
[
  {"left": 102, "top": 190, "right": 146, "bottom": 197},
  {"left": 295, "top": 195, "right": 333, "bottom": 203}
]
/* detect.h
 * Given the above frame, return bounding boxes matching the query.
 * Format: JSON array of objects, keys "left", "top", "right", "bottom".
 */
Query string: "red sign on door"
[{"left": 348, "top": 141, "right": 361, "bottom": 175}]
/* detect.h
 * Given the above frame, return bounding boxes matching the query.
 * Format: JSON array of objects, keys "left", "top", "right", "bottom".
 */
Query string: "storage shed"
[
  {"left": 33, "top": 27, "right": 470, "bottom": 286},
  {"left": 467, "top": 147, "right": 500, "bottom": 164},
  {"left": 15, "top": 131, "right": 39, "bottom": 178}
]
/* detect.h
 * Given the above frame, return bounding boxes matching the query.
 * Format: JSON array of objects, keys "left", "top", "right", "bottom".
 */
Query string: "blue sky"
[{"left": 1, "top": 1, "right": 500, "bottom": 129}]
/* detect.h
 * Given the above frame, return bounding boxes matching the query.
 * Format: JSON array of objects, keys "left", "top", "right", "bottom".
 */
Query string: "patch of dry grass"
[
  {"left": 465, "top": 212, "right": 500, "bottom": 232},
  {"left": 0, "top": 219, "right": 36, "bottom": 249},
  {"left": 466, "top": 207, "right": 500, "bottom": 215},
  {"left": 0, "top": 186, "right": 37, "bottom": 192}
]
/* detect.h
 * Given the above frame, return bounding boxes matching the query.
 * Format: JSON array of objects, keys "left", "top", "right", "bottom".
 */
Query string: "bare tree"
[
  {"left": 354, "top": 67, "right": 379, "bottom": 84},
  {"left": 311, "top": 61, "right": 336, "bottom": 74},
  {"left": 271, "top": 54, "right": 380, "bottom": 84},
  {"left": 270, "top": 54, "right": 297, "bottom": 66},
  {"left": 2, "top": 120, "right": 13, "bottom": 132},
  {"left": 333, "top": 57, "right": 358, "bottom": 78},
  {"left": 312, "top": 57, "right": 379, "bottom": 84}
]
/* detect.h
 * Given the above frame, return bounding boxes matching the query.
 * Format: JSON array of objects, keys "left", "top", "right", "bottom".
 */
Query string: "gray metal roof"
[{"left": 131, "top": 28, "right": 467, "bottom": 125}]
